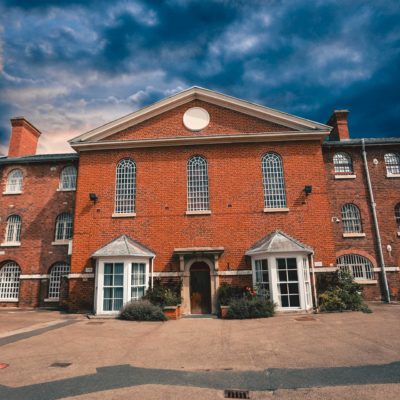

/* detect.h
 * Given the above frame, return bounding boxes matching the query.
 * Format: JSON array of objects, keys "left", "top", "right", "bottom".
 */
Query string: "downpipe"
[{"left": 361, "top": 139, "right": 390, "bottom": 302}]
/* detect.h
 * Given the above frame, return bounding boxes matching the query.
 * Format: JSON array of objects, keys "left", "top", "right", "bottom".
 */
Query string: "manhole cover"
[
  {"left": 0, "top": 363, "right": 9, "bottom": 369},
  {"left": 224, "top": 389, "right": 250, "bottom": 399},
  {"left": 295, "top": 316, "right": 316, "bottom": 321},
  {"left": 50, "top": 362, "right": 72, "bottom": 368}
]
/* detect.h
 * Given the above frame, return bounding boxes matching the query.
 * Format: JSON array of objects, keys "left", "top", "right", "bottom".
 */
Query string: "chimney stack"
[
  {"left": 327, "top": 110, "right": 349, "bottom": 141},
  {"left": 8, "top": 117, "right": 41, "bottom": 157}
]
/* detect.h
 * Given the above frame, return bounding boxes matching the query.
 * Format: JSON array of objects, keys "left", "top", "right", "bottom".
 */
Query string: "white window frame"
[
  {"left": 0, "top": 262, "right": 21, "bottom": 301},
  {"left": 187, "top": 155, "right": 210, "bottom": 212},
  {"left": 114, "top": 159, "right": 136, "bottom": 216},
  {"left": 337, "top": 254, "right": 374, "bottom": 281},
  {"left": 94, "top": 257, "right": 150, "bottom": 315},
  {"left": 341, "top": 203, "right": 363, "bottom": 235},
  {"left": 54, "top": 213, "right": 73, "bottom": 242},
  {"left": 3, "top": 215, "right": 22, "bottom": 246},
  {"left": 261, "top": 153, "right": 287, "bottom": 210},
  {"left": 48, "top": 262, "right": 70, "bottom": 300},
  {"left": 395, "top": 203, "right": 400, "bottom": 234},
  {"left": 58, "top": 166, "right": 77, "bottom": 191},
  {"left": 4, "top": 169, "right": 23, "bottom": 194},
  {"left": 384, "top": 153, "right": 400, "bottom": 177},
  {"left": 333, "top": 152, "right": 353, "bottom": 174}
]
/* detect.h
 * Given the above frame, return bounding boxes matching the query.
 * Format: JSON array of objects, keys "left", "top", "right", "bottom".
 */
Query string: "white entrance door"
[
  {"left": 103, "top": 262, "right": 124, "bottom": 312},
  {"left": 276, "top": 257, "right": 301, "bottom": 309}
]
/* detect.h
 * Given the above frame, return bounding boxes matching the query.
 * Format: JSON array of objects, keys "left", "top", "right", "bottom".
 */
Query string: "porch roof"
[
  {"left": 173, "top": 247, "right": 224, "bottom": 257},
  {"left": 92, "top": 235, "right": 155, "bottom": 258},
  {"left": 245, "top": 230, "right": 313, "bottom": 256}
]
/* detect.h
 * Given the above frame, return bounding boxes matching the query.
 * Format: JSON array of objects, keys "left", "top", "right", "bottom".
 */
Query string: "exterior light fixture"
[
  {"left": 304, "top": 185, "right": 312, "bottom": 195},
  {"left": 89, "top": 193, "right": 98, "bottom": 203}
]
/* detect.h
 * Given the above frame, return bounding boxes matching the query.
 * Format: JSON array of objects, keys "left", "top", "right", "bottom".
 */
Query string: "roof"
[
  {"left": 323, "top": 138, "right": 400, "bottom": 147},
  {"left": 92, "top": 235, "right": 155, "bottom": 258},
  {"left": 0, "top": 153, "right": 79, "bottom": 165},
  {"left": 70, "top": 86, "right": 331, "bottom": 147},
  {"left": 245, "top": 230, "right": 313, "bottom": 256}
]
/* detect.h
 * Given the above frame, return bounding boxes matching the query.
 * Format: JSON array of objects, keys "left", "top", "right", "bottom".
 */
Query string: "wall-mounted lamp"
[
  {"left": 89, "top": 193, "right": 98, "bottom": 203},
  {"left": 304, "top": 185, "right": 312, "bottom": 195}
]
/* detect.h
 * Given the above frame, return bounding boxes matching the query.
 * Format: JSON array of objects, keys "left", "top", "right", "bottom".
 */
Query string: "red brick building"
[{"left": 1, "top": 88, "right": 399, "bottom": 314}]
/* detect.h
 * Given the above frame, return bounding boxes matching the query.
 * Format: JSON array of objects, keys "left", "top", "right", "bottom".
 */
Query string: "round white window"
[{"left": 183, "top": 107, "right": 210, "bottom": 131}]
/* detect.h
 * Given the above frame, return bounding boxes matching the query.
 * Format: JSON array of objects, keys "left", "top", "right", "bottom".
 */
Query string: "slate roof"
[
  {"left": 245, "top": 230, "right": 313, "bottom": 256},
  {"left": 0, "top": 153, "right": 79, "bottom": 165},
  {"left": 92, "top": 235, "right": 155, "bottom": 258}
]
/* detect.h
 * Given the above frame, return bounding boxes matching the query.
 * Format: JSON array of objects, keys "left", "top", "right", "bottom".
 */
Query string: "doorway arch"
[{"left": 190, "top": 262, "right": 211, "bottom": 314}]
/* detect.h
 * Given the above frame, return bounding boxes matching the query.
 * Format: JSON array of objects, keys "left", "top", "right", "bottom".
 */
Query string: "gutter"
[{"left": 361, "top": 139, "right": 390, "bottom": 302}]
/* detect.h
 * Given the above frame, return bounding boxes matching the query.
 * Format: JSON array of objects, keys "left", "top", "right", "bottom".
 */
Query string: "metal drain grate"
[
  {"left": 86, "top": 322, "right": 105, "bottom": 325},
  {"left": 224, "top": 389, "right": 250, "bottom": 399},
  {"left": 50, "top": 362, "right": 72, "bottom": 368}
]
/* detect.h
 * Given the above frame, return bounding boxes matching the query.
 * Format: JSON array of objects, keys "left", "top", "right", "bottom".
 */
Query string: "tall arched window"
[
  {"left": 48, "top": 262, "right": 70, "bottom": 299},
  {"left": 187, "top": 156, "right": 209, "bottom": 211},
  {"left": 262, "top": 153, "right": 287, "bottom": 209},
  {"left": 384, "top": 153, "right": 400, "bottom": 175},
  {"left": 115, "top": 159, "right": 136, "bottom": 214},
  {"left": 5, "top": 215, "right": 22, "bottom": 244},
  {"left": 341, "top": 204, "right": 362, "bottom": 233},
  {"left": 395, "top": 203, "right": 400, "bottom": 231},
  {"left": 55, "top": 213, "right": 73, "bottom": 241},
  {"left": 337, "top": 254, "right": 374, "bottom": 280},
  {"left": 0, "top": 262, "right": 21, "bottom": 300},
  {"left": 6, "top": 169, "right": 23, "bottom": 193},
  {"left": 59, "top": 166, "right": 77, "bottom": 190},
  {"left": 333, "top": 152, "right": 353, "bottom": 174}
]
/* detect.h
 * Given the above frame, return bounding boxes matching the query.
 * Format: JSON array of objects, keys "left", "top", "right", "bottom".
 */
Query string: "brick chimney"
[
  {"left": 327, "top": 110, "right": 350, "bottom": 141},
  {"left": 8, "top": 117, "right": 41, "bottom": 157}
]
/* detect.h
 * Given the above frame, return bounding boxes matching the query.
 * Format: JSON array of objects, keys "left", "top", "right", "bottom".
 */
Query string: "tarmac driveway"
[{"left": 0, "top": 303, "right": 399, "bottom": 399}]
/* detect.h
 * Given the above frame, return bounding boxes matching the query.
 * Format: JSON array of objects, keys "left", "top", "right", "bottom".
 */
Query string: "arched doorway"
[{"left": 190, "top": 262, "right": 211, "bottom": 314}]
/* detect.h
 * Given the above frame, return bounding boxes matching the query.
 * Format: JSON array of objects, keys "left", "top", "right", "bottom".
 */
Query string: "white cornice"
[
  {"left": 70, "top": 130, "right": 329, "bottom": 152},
  {"left": 69, "top": 87, "right": 331, "bottom": 144}
]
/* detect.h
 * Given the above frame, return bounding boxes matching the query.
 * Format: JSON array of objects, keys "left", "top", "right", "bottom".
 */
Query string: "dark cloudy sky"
[{"left": 0, "top": 0, "right": 399, "bottom": 155}]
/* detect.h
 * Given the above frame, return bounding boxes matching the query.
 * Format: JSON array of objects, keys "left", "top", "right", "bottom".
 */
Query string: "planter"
[
  {"left": 163, "top": 305, "right": 180, "bottom": 320},
  {"left": 220, "top": 305, "right": 229, "bottom": 319}
]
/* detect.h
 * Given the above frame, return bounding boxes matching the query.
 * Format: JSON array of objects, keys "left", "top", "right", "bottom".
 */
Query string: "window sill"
[
  {"left": 185, "top": 210, "right": 212, "bottom": 215},
  {"left": 44, "top": 298, "right": 59, "bottom": 302},
  {"left": 386, "top": 173, "right": 400, "bottom": 178},
  {"left": 51, "top": 240, "right": 70, "bottom": 246},
  {"left": 334, "top": 174, "right": 356, "bottom": 180},
  {"left": 343, "top": 233, "right": 366, "bottom": 238},
  {"left": 0, "top": 242, "right": 21, "bottom": 247},
  {"left": 2, "top": 191, "right": 22, "bottom": 195},
  {"left": 354, "top": 279, "right": 377, "bottom": 285},
  {"left": 112, "top": 213, "right": 136, "bottom": 218},
  {"left": 57, "top": 188, "right": 76, "bottom": 192},
  {"left": 0, "top": 299, "right": 18, "bottom": 303},
  {"left": 397, "top": 232, "right": 400, "bottom": 237},
  {"left": 264, "top": 208, "right": 289, "bottom": 213}
]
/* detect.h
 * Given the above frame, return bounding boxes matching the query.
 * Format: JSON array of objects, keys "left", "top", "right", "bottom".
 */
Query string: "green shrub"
[
  {"left": 319, "top": 270, "right": 371, "bottom": 313},
  {"left": 226, "top": 297, "right": 275, "bottom": 319},
  {"left": 143, "top": 278, "right": 181, "bottom": 307},
  {"left": 119, "top": 300, "right": 167, "bottom": 321},
  {"left": 216, "top": 283, "right": 247, "bottom": 306}
]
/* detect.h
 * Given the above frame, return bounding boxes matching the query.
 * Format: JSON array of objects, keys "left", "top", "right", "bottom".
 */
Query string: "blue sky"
[{"left": 0, "top": 0, "right": 399, "bottom": 155}]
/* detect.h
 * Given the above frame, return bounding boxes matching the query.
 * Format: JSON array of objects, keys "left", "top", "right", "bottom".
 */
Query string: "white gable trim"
[{"left": 69, "top": 87, "right": 331, "bottom": 145}]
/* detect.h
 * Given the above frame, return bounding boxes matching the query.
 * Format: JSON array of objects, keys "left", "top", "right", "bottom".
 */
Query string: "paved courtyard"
[{"left": 0, "top": 303, "right": 399, "bottom": 399}]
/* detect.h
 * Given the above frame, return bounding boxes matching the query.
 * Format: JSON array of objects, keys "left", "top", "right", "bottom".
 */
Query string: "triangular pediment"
[
  {"left": 246, "top": 230, "right": 313, "bottom": 256},
  {"left": 92, "top": 235, "right": 155, "bottom": 258},
  {"left": 70, "top": 87, "right": 330, "bottom": 149}
]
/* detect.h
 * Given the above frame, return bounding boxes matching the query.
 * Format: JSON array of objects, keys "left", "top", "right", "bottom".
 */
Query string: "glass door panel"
[
  {"left": 254, "top": 259, "right": 270, "bottom": 297},
  {"left": 103, "top": 262, "right": 124, "bottom": 311},
  {"left": 131, "top": 263, "right": 146, "bottom": 300},
  {"left": 276, "top": 257, "right": 300, "bottom": 308}
]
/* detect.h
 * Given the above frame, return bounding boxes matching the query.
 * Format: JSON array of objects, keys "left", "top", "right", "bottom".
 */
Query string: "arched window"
[
  {"left": 395, "top": 203, "right": 400, "bottom": 231},
  {"left": 0, "top": 262, "right": 21, "bottom": 300},
  {"left": 333, "top": 152, "right": 353, "bottom": 174},
  {"left": 6, "top": 169, "right": 23, "bottom": 193},
  {"left": 5, "top": 215, "right": 21, "bottom": 243},
  {"left": 48, "top": 262, "right": 70, "bottom": 299},
  {"left": 384, "top": 153, "right": 400, "bottom": 175},
  {"left": 115, "top": 159, "right": 136, "bottom": 214},
  {"left": 55, "top": 213, "right": 73, "bottom": 241},
  {"left": 59, "top": 166, "right": 77, "bottom": 190},
  {"left": 341, "top": 204, "right": 362, "bottom": 233},
  {"left": 337, "top": 254, "right": 374, "bottom": 280},
  {"left": 262, "top": 153, "right": 287, "bottom": 209},
  {"left": 187, "top": 156, "right": 209, "bottom": 211}
]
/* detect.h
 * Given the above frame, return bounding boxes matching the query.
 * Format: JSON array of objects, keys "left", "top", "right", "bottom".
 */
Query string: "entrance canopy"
[
  {"left": 245, "top": 230, "right": 313, "bottom": 256},
  {"left": 92, "top": 235, "right": 155, "bottom": 258}
]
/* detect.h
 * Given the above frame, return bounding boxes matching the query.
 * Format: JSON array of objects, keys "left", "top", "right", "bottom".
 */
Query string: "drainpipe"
[
  {"left": 310, "top": 254, "right": 318, "bottom": 310},
  {"left": 361, "top": 139, "right": 390, "bottom": 302}
]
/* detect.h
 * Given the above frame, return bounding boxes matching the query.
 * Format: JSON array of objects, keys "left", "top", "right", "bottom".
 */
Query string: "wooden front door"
[{"left": 190, "top": 262, "right": 211, "bottom": 314}]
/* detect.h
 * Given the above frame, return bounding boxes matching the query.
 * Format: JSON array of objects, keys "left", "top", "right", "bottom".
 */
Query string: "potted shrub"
[
  {"left": 162, "top": 289, "right": 180, "bottom": 320},
  {"left": 216, "top": 283, "right": 247, "bottom": 319}
]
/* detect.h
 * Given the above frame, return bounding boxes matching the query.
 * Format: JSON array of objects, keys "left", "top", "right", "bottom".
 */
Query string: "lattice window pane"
[
  {"left": 103, "top": 262, "right": 124, "bottom": 311},
  {"left": 262, "top": 153, "right": 287, "bottom": 208},
  {"left": 337, "top": 254, "right": 374, "bottom": 280},
  {"left": 395, "top": 204, "right": 400, "bottom": 231},
  {"left": 48, "top": 263, "right": 70, "bottom": 299},
  {"left": 187, "top": 156, "right": 209, "bottom": 211},
  {"left": 115, "top": 159, "right": 136, "bottom": 214},
  {"left": 55, "top": 213, "right": 73, "bottom": 241},
  {"left": 384, "top": 153, "right": 400, "bottom": 175},
  {"left": 341, "top": 204, "right": 362, "bottom": 233},
  {"left": 333, "top": 152, "right": 353, "bottom": 173},
  {"left": 5, "top": 215, "right": 21, "bottom": 243},
  {"left": 6, "top": 169, "right": 23, "bottom": 193},
  {"left": 0, "top": 262, "right": 21, "bottom": 300},
  {"left": 60, "top": 166, "right": 77, "bottom": 190},
  {"left": 131, "top": 263, "right": 146, "bottom": 300}
]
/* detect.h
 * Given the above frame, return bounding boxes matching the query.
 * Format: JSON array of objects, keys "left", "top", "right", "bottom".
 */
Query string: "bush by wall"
[
  {"left": 226, "top": 297, "right": 275, "bottom": 319},
  {"left": 143, "top": 278, "right": 181, "bottom": 307},
  {"left": 119, "top": 300, "right": 167, "bottom": 321},
  {"left": 216, "top": 283, "right": 247, "bottom": 306}
]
